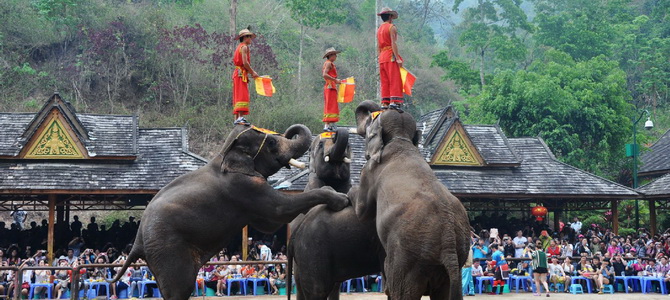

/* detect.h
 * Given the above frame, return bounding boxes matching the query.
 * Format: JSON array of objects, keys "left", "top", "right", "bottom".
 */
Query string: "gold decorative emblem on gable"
[
  {"left": 22, "top": 112, "right": 87, "bottom": 159},
  {"left": 432, "top": 122, "right": 483, "bottom": 166}
]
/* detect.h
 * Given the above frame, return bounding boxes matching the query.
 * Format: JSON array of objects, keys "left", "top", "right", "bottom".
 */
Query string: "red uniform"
[
  {"left": 232, "top": 43, "right": 250, "bottom": 116},
  {"left": 377, "top": 22, "right": 403, "bottom": 105},
  {"left": 323, "top": 62, "right": 339, "bottom": 123}
]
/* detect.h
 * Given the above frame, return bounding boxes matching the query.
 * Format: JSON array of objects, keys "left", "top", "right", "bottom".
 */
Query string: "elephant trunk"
[
  {"left": 327, "top": 128, "right": 349, "bottom": 162},
  {"left": 283, "top": 124, "right": 313, "bottom": 159}
]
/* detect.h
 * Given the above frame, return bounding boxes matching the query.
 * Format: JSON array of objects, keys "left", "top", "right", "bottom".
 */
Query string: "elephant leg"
[
  {"left": 327, "top": 282, "right": 340, "bottom": 300},
  {"left": 147, "top": 244, "right": 200, "bottom": 300},
  {"left": 428, "top": 274, "right": 453, "bottom": 300},
  {"left": 296, "top": 271, "right": 331, "bottom": 300},
  {"left": 384, "top": 256, "right": 427, "bottom": 300}
]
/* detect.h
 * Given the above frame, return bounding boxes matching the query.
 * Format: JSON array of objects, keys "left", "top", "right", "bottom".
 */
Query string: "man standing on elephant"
[
  {"left": 321, "top": 47, "right": 342, "bottom": 132},
  {"left": 377, "top": 7, "right": 404, "bottom": 110},
  {"left": 232, "top": 27, "right": 260, "bottom": 125}
]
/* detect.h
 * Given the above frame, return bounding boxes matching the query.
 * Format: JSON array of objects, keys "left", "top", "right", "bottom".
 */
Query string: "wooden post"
[
  {"left": 48, "top": 194, "right": 56, "bottom": 264},
  {"left": 650, "top": 200, "right": 657, "bottom": 236},
  {"left": 553, "top": 208, "right": 561, "bottom": 232},
  {"left": 242, "top": 225, "right": 248, "bottom": 261},
  {"left": 612, "top": 199, "right": 619, "bottom": 235}
]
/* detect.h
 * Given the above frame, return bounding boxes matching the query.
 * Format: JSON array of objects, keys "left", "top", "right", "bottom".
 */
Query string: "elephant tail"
[
  {"left": 107, "top": 230, "right": 144, "bottom": 284},
  {"left": 287, "top": 244, "right": 293, "bottom": 300}
]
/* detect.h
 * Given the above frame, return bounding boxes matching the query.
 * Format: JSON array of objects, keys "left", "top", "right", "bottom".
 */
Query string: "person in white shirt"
[
  {"left": 513, "top": 231, "right": 528, "bottom": 258},
  {"left": 570, "top": 217, "right": 582, "bottom": 234},
  {"left": 258, "top": 244, "right": 272, "bottom": 261}
]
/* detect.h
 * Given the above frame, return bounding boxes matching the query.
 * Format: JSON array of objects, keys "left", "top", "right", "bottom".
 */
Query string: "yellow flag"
[
  {"left": 255, "top": 76, "right": 276, "bottom": 97},
  {"left": 337, "top": 77, "right": 356, "bottom": 103}
]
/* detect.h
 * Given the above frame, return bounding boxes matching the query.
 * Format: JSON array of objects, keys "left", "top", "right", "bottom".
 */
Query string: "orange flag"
[
  {"left": 399, "top": 67, "right": 416, "bottom": 96},
  {"left": 337, "top": 77, "right": 356, "bottom": 103},
  {"left": 255, "top": 76, "right": 276, "bottom": 97}
]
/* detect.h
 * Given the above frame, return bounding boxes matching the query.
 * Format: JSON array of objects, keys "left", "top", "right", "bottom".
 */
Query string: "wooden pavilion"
[
  {"left": 271, "top": 106, "right": 640, "bottom": 234},
  {"left": 0, "top": 93, "right": 207, "bottom": 262},
  {"left": 639, "top": 129, "right": 670, "bottom": 235}
]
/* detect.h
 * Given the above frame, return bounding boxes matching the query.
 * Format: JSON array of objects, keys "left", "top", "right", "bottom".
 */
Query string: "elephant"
[
  {"left": 349, "top": 101, "right": 470, "bottom": 300},
  {"left": 108, "top": 124, "right": 349, "bottom": 300},
  {"left": 287, "top": 128, "right": 383, "bottom": 300}
]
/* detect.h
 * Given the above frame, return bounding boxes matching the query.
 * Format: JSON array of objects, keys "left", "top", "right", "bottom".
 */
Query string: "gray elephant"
[
  {"left": 109, "top": 124, "right": 349, "bottom": 300},
  {"left": 287, "top": 128, "right": 383, "bottom": 300},
  {"left": 350, "top": 101, "right": 470, "bottom": 300}
]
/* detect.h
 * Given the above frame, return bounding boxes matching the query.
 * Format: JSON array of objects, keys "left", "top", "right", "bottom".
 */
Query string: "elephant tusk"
[
  {"left": 348, "top": 128, "right": 358, "bottom": 134},
  {"left": 288, "top": 158, "right": 306, "bottom": 169},
  {"left": 324, "top": 156, "right": 330, "bottom": 162},
  {"left": 343, "top": 157, "right": 352, "bottom": 164}
]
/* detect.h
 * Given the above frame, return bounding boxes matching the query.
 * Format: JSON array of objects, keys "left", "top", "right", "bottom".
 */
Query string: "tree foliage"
[{"left": 474, "top": 51, "right": 633, "bottom": 174}]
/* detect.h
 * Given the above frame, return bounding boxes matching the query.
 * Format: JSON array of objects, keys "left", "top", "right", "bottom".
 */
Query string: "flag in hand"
[
  {"left": 337, "top": 77, "right": 356, "bottom": 103},
  {"left": 255, "top": 76, "right": 275, "bottom": 97},
  {"left": 399, "top": 67, "right": 416, "bottom": 96}
]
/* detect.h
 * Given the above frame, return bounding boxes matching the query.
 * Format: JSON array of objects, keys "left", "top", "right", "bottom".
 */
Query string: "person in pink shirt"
[{"left": 607, "top": 241, "right": 622, "bottom": 257}]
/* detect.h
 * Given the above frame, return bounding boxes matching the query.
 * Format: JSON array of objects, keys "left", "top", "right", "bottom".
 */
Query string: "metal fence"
[{"left": 1, "top": 260, "right": 288, "bottom": 300}]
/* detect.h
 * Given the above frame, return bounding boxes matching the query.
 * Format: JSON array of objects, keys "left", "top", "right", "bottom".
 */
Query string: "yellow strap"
[{"left": 236, "top": 66, "right": 248, "bottom": 83}]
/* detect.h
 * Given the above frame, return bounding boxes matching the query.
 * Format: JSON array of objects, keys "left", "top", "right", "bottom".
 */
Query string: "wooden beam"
[
  {"left": 47, "top": 194, "right": 56, "bottom": 264},
  {"left": 0, "top": 189, "right": 158, "bottom": 195},
  {"left": 612, "top": 200, "right": 619, "bottom": 235},
  {"left": 242, "top": 226, "right": 248, "bottom": 261},
  {"left": 650, "top": 200, "right": 657, "bottom": 236}
]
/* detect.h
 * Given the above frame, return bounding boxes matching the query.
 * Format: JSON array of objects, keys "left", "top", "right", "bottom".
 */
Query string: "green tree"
[
  {"left": 285, "top": 0, "right": 347, "bottom": 90},
  {"left": 431, "top": 50, "right": 482, "bottom": 93},
  {"left": 531, "top": 0, "right": 625, "bottom": 61},
  {"left": 474, "top": 50, "right": 634, "bottom": 174},
  {"left": 452, "top": 0, "right": 532, "bottom": 87}
]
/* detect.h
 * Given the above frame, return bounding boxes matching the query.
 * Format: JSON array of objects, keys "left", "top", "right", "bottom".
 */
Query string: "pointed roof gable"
[
  {"left": 0, "top": 93, "right": 138, "bottom": 159},
  {"left": 419, "top": 106, "right": 520, "bottom": 167},
  {"left": 640, "top": 128, "right": 670, "bottom": 176},
  {"left": 638, "top": 173, "right": 670, "bottom": 199}
]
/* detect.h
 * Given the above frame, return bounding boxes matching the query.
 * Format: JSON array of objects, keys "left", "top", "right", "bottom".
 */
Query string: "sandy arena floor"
[{"left": 179, "top": 291, "right": 669, "bottom": 299}]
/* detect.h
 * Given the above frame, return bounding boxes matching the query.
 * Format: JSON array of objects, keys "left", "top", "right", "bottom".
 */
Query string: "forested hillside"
[{"left": 0, "top": 0, "right": 668, "bottom": 183}]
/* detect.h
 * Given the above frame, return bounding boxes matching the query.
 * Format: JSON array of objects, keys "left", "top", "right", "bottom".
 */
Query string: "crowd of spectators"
[
  {"left": 0, "top": 216, "right": 290, "bottom": 298},
  {"left": 466, "top": 217, "right": 670, "bottom": 295}
]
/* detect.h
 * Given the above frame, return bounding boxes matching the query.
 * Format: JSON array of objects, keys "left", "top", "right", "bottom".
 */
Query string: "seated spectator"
[
  {"left": 561, "top": 257, "right": 574, "bottom": 291},
  {"left": 560, "top": 240, "right": 573, "bottom": 258},
  {"left": 549, "top": 256, "right": 569, "bottom": 292},
  {"left": 503, "top": 237, "right": 515, "bottom": 258},
  {"left": 240, "top": 264, "right": 255, "bottom": 278},
  {"left": 576, "top": 256, "right": 595, "bottom": 290},
  {"left": 472, "top": 260, "right": 484, "bottom": 279},
  {"left": 612, "top": 254, "right": 626, "bottom": 276},
  {"left": 595, "top": 258, "right": 614, "bottom": 294},
  {"left": 656, "top": 256, "right": 670, "bottom": 276},
  {"left": 33, "top": 259, "right": 51, "bottom": 298},
  {"left": 211, "top": 266, "right": 229, "bottom": 296},
  {"left": 546, "top": 240, "right": 561, "bottom": 257},
  {"left": 110, "top": 254, "right": 132, "bottom": 300},
  {"left": 607, "top": 241, "right": 622, "bottom": 257},
  {"left": 643, "top": 259, "right": 656, "bottom": 276},
  {"left": 54, "top": 257, "right": 71, "bottom": 299}
]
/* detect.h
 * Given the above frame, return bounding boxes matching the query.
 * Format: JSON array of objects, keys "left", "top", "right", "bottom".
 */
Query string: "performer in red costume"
[
  {"left": 321, "top": 47, "right": 341, "bottom": 132},
  {"left": 232, "top": 28, "right": 259, "bottom": 125},
  {"left": 377, "top": 7, "right": 404, "bottom": 110}
]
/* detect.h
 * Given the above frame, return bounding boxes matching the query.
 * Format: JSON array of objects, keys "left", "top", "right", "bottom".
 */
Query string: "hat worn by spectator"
[
  {"left": 323, "top": 47, "right": 341, "bottom": 59},
  {"left": 58, "top": 256, "right": 68, "bottom": 263},
  {"left": 237, "top": 28, "right": 256, "bottom": 40},
  {"left": 377, "top": 7, "right": 399, "bottom": 19}
]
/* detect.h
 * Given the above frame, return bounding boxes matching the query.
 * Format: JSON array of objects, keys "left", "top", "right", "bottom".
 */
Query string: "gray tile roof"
[
  {"left": 272, "top": 111, "right": 638, "bottom": 199},
  {"left": 640, "top": 129, "right": 670, "bottom": 175},
  {"left": 78, "top": 114, "right": 136, "bottom": 156},
  {"left": 463, "top": 125, "right": 520, "bottom": 165},
  {"left": 0, "top": 128, "right": 206, "bottom": 192},
  {"left": 638, "top": 173, "right": 670, "bottom": 198},
  {"left": 0, "top": 113, "right": 33, "bottom": 156}
]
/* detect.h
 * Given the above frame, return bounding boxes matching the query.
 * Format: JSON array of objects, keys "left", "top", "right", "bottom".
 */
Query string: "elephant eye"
[{"left": 266, "top": 138, "right": 277, "bottom": 150}]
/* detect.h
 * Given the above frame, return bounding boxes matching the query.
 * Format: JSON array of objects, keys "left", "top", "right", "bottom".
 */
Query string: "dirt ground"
[{"left": 184, "top": 291, "right": 670, "bottom": 299}]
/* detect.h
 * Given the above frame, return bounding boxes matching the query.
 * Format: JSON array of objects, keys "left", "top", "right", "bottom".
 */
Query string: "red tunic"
[
  {"left": 323, "top": 62, "right": 339, "bottom": 123},
  {"left": 377, "top": 22, "right": 403, "bottom": 104},
  {"left": 232, "top": 43, "right": 250, "bottom": 115}
]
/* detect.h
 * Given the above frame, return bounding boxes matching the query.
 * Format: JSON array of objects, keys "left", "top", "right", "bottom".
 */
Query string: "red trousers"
[
  {"left": 323, "top": 87, "right": 339, "bottom": 123},
  {"left": 232, "top": 68, "right": 249, "bottom": 116},
  {"left": 379, "top": 61, "right": 403, "bottom": 105}
]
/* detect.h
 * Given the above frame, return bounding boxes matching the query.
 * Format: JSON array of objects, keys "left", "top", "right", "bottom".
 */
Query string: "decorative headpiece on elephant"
[
  {"left": 305, "top": 128, "right": 352, "bottom": 193},
  {"left": 350, "top": 101, "right": 470, "bottom": 300},
  {"left": 355, "top": 101, "right": 421, "bottom": 165},
  {"left": 106, "top": 123, "right": 349, "bottom": 300}
]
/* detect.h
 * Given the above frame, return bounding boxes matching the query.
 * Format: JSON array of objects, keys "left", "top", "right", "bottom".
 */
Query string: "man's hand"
[
  {"left": 335, "top": 79, "right": 342, "bottom": 84},
  {"left": 397, "top": 59, "right": 403, "bottom": 68},
  {"left": 252, "top": 72, "right": 259, "bottom": 79}
]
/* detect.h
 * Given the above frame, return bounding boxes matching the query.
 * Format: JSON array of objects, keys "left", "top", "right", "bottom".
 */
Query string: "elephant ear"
[
  {"left": 355, "top": 100, "right": 382, "bottom": 137},
  {"left": 365, "top": 116, "right": 384, "bottom": 164},
  {"left": 219, "top": 127, "right": 263, "bottom": 177},
  {"left": 412, "top": 129, "right": 422, "bottom": 147}
]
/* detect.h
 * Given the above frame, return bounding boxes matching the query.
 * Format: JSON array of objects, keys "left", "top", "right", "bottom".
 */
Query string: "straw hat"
[
  {"left": 323, "top": 47, "right": 341, "bottom": 59},
  {"left": 377, "top": 7, "right": 399, "bottom": 19},
  {"left": 237, "top": 28, "right": 257, "bottom": 40}
]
